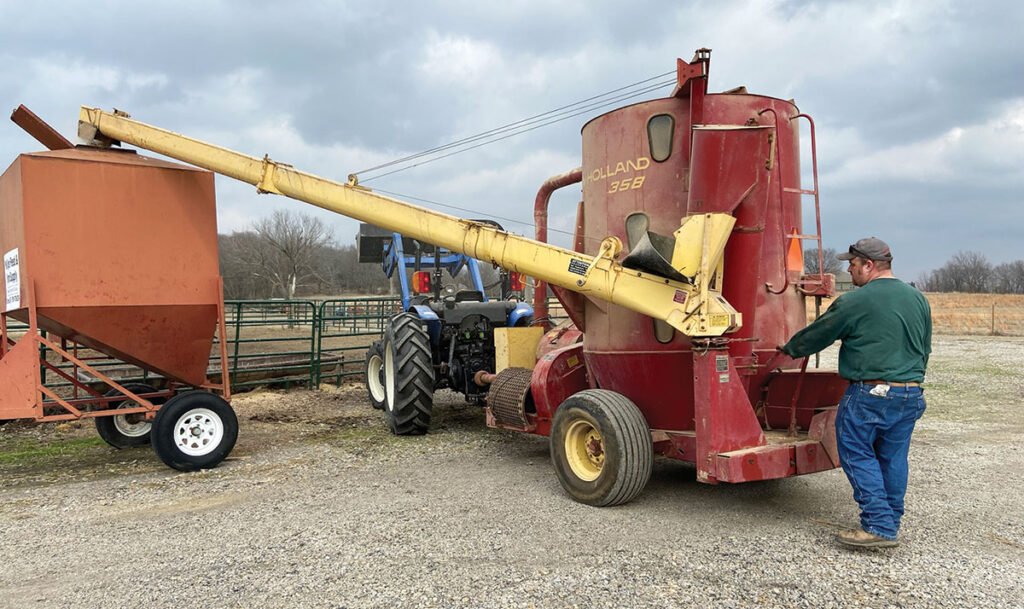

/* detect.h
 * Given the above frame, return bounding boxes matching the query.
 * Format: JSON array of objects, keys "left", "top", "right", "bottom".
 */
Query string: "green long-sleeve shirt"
[{"left": 782, "top": 277, "right": 931, "bottom": 382}]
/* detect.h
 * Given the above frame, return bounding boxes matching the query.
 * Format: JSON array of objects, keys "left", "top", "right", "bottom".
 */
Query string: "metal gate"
[{"left": 315, "top": 297, "right": 401, "bottom": 386}]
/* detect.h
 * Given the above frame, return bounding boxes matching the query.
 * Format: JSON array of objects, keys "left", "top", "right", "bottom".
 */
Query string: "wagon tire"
[
  {"left": 550, "top": 389, "right": 653, "bottom": 507},
  {"left": 95, "top": 383, "right": 164, "bottom": 449},
  {"left": 151, "top": 392, "right": 238, "bottom": 471},
  {"left": 364, "top": 340, "right": 386, "bottom": 410},
  {"left": 383, "top": 313, "right": 434, "bottom": 435}
]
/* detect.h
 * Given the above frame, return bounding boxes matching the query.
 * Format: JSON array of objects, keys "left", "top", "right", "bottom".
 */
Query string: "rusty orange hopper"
[
  {"left": 1, "top": 145, "right": 236, "bottom": 472},
  {"left": 0, "top": 147, "right": 220, "bottom": 389}
]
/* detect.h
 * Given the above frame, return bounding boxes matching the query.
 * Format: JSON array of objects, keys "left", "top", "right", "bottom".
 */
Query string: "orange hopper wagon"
[{"left": 0, "top": 116, "right": 237, "bottom": 471}]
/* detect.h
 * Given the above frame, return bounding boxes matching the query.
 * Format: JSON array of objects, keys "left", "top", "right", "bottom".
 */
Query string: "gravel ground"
[{"left": 1, "top": 335, "right": 1022, "bottom": 609}]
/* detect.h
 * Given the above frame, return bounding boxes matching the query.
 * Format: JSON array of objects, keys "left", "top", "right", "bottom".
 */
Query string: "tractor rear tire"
[
  {"left": 95, "top": 383, "right": 164, "bottom": 449},
  {"left": 383, "top": 313, "right": 434, "bottom": 435},
  {"left": 550, "top": 389, "right": 653, "bottom": 507},
  {"left": 364, "top": 340, "right": 386, "bottom": 410},
  {"left": 151, "top": 392, "right": 238, "bottom": 471}
]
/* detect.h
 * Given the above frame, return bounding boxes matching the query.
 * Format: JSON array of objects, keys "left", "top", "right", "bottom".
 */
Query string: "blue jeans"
[{"left": 835, "top": 383, "right": 927, "bottom": 540}]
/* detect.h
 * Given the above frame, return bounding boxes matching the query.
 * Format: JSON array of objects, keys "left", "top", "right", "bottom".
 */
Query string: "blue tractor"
[{"left": 358, "top": 223, "right": 534, "bottom": 435}]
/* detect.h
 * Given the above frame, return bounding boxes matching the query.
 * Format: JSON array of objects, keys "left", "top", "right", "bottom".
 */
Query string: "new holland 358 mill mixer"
[{"left": 71, "top": 49, "right": 847, "bottom": 505}]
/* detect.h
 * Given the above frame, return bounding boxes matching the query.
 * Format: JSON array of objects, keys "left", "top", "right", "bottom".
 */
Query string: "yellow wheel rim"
[{"left": 565, "top": 419, "right": 604, "bottom": 482}]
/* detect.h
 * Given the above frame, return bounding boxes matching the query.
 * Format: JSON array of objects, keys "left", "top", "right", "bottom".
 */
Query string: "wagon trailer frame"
[
  {"left": 0, "top": 279, "right": 238, "bottom": 472},
  {"left": 1, "top": 278, "right": 232, "bottom": 423}
]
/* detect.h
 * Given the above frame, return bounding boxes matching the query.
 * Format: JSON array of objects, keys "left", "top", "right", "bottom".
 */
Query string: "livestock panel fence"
[{"left": 8, "top": 297, "right": 402, "bottom": 396}]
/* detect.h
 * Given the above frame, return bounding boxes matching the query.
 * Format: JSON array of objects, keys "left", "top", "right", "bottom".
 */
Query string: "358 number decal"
[{"left": 608, "top": 175, "right": 646, "bottom": 194}]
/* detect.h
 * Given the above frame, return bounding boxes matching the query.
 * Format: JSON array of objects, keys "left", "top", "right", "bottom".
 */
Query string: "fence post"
[
  {"left": 315, "top": 301, "right": 325, "bottom": 387},
  {"left": 38, "top": 330, "right": 47, "bottom": 385},
  {"left": 232, "top": 302, "right": 243, "bottom": 389},
  {"left": 991, "top": 301, "right": 996, "bottom": 336}
]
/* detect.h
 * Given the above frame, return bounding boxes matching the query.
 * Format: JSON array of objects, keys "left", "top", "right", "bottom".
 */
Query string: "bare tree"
[
  {"left": 992, "top": 260, "right": 1024, "bottom": 294},
  {"left": 804, "top": 248, "right": 844, "bottom": 274},
  {"left": 223, "top": 210, "right": 334, "bottom": 299},
  {"left": 914, "top": 270, "right": 934, "bottom": 291},
  {"left": 220, "top": 217, "right": 528, "bottom": 299},
  {"left": 220, "top": 232, "right": 273, "bottom": 299},
  {"left": 923, "top": 250, "right": 994, "bottom": 293},
  {"left": 322, "top": 243, "right": 388, "bottom": 294}
]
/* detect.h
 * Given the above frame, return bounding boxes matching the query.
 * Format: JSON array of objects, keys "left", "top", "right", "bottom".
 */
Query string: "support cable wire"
[
  {"left": 354, "top": 72, "right": 676, "bottom": 182},
  {"left": 374, "top": 188, "right": 603, "bottom": 248},
  {"left": 359, "top": 78, "right": 674, "bottom": 182},
  {"left": 354, "top": 70, "right": 674, "bottom": 176}
]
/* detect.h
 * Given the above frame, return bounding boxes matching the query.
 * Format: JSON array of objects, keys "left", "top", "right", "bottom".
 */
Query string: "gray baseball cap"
[{"left": 837, "top": 237, "right": 893, "bottom": 262}]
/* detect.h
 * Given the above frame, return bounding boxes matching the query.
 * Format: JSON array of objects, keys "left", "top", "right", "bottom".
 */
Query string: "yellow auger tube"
[{"left": 78, "top": 107, "right": 740, "bottom": 337}]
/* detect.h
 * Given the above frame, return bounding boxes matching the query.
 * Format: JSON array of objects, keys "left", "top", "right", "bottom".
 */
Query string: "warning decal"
[
  {"left": 715, "top": 355, "right": 729, "bottom": 372},
  {"left": 568, "top": 259, "right": 589, "bottom": 276},
  {"left": 4, "top": 249, "right": 19, "bottom": 312},
  {"left": 710, "top": 313, "right": 730, "bottom": 327}
]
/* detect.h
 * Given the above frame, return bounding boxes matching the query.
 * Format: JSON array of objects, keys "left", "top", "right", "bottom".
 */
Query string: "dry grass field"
[
  {"left": 923, "top": 292, "right": 1024, "bottom": 335},
  {"left": 808, "top": 292, "right": 1024, "bottom": 336}
]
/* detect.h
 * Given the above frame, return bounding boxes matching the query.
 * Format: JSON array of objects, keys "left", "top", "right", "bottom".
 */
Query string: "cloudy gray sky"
[{"left": 2, "top": 0, "right": 1021, "bottom": 281}]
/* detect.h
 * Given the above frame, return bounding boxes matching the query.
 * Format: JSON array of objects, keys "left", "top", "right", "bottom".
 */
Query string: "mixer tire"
[
  {"left": 364, "top": 340, "right": 386, "bottom": 410},
  {"left": 550, "top": 389, "right": 653, "bottom": 507},
  {"left": 95, "top": 383, "right": 164, "bottom": 449},
  {"left": 151, "top": 392, "right": 238, "bottom": 471},
  {"left": 383, "top": 313, "right": 434, "bottom": 435}
]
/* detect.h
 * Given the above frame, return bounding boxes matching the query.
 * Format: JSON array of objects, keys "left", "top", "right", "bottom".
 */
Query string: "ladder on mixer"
[{"left": 760, "top": 110, "right": 833, "bottom": 297}]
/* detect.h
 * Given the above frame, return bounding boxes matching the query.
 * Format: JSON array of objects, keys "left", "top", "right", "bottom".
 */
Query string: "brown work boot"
[{"left": 837, "top": 528, "right": 898, "bottom": 549}]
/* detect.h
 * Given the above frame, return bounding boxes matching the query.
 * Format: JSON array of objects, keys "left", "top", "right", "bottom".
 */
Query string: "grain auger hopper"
[{"left": 75, "top": 48, "right": 847, "bottom": 505}]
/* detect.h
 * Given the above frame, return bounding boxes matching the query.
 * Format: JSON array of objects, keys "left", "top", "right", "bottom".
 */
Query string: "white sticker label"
[
  {"left": 4, "top": 248, "right": 20, "bottom": 311},
  {"left": 568, "top": 259, "right": 590, "bottom": 276}
]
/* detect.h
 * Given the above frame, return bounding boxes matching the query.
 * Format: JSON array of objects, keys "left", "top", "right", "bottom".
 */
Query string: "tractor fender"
[
  {"left": 507, "top": 302, "right": 535, "bottom": 327},
  {"left": 410, "top": 305, "right": 442, "bottom": 344}
]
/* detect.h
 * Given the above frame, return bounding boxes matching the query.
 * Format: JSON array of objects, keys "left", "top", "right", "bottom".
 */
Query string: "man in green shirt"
[{"left": 781, "top": 237, "right": 931, "bottom": 549}]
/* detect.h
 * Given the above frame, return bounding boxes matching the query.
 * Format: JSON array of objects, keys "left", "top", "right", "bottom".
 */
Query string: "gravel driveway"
[{"left": 1, "top": 335, "right": 1022, "bottom": 609}]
